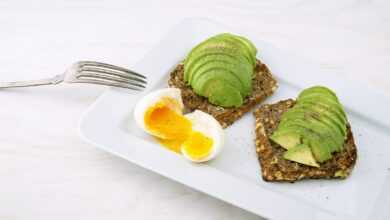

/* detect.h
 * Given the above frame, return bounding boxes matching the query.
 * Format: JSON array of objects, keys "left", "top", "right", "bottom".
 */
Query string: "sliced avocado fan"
[
  {"left": 183, "top": 33, "right": 257, "bottom": 107},
  {"left": 271, "top": 86, "right": 348, "bottom": 166}
]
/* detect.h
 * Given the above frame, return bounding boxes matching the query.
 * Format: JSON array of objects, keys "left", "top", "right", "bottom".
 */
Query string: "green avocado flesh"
[
  {"left": 215, "top": 34, "right": 256, "bottom": 66},
  {"left": 271, "top": 125, "right": 332, "bottom": 163},
  {"left": 283, "top": 144, "right": 320, "bottom": 167},
  {"left": 185, "top": 51, "right": 251, "bottom": 85},
  {"left": 183, "top": 33, "right": 257, "bottom": 107},
  {"left": 278, "top": 117, "right": 337, "bottom": 158},
  {"left": 185, "top": 39, "right": 252, "bottom": 73},
  {"left": 235, "top": 35, "right": 257, "bottom": 56},
  {"left": 190, "top": 60, "right": 252, "bottom": 96},
  {"left": 298, "top": 98, "right": 347, "bottom": 120},
  {"left": 205, "top": 80, "right": 243, "bottom": 107},
  {"left": 270, "top": 86, "right": 348, "bottom": 166},
  {"left": 296, "top": 102, "right": 347, "bottom": 138},
  {"left": 216, "top": 33, "right": 257, "bottom": 53},
  {"left": 192, "top": 68, "right": 243, "bottom": 97},
  {"left": 298, "top": 86, "right": 338, "bottom": 100},
  {"left": 280, "top": 107, "right": 345, "bottom": 150}
]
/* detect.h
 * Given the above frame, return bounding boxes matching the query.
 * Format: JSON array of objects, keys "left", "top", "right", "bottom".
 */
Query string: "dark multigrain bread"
[
  {"left": 253, "top": 99, "right": 357, "bottom": 182},
  {"left": 168, "top": 60, "right": 278, "bottom": 128}
]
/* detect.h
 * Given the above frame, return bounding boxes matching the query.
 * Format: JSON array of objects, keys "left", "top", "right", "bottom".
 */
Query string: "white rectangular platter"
[{"left": 79, "top": 18, "right": 390, "bottom": 220}]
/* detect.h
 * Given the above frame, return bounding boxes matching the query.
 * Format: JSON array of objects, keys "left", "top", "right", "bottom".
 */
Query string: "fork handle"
[{"left": 0, "top": 74, "right": 65, "bottom": 89}]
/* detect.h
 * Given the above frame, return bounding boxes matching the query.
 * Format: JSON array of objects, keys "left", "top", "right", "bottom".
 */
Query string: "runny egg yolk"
[
  {"left": 157, "top": 138, "right": 184, "bottom": 153},
  {"left": 182, "top": 131, "right": 213, "bottom": 160},
  {"left": 144, "top": 97, "right": 192, "bottom": 141},
  {"left": 144, "top": 97, "right": 214, "bottom": 159}
]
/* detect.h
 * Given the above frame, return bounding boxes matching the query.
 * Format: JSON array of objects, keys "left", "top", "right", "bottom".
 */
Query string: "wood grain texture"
[{"left": 0, "top": 0, "right": 389, "bottom": 219}]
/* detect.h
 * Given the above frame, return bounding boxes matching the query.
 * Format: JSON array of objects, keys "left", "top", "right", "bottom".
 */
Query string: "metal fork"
[{"left": 0, "top": 61, "right": 147, "bottom": 90}]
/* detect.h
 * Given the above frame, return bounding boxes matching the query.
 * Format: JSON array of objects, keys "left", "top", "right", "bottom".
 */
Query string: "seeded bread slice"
[
  {"left": 253, "top": 99, "right": 357, "bottom": 182},
  {"left": 168, "top": 60, "right": 278, "bottom": 128}
]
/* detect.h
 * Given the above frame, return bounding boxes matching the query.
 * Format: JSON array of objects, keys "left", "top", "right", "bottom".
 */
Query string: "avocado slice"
[
  {"left": 278, "top": 110, "right": 341, "bottom": 146},
  {"left": 215, "top": 34, "right": 256, "bottom": 67},
  {"left": 192, "top": 68, "right": 243, "bottom": 97},
  {"left": 209, "top": 34, "right": 256, "bottom": 67},
  {"left": 291, "top": 105, "right": 346, "bottom": 151},
  {"left": 184, "top": 34, "right": 228, "bottom": 59},
  {"left": 283, "top": 143, "right": 320, "bottom": 167},
  {"left": 219, "top": 33, "right": 257, "bottom": 55},
  {"left": 272, "top": 124, "right": 333, "bottom": 162},
  {"left": 278, "top": 116, "right": 337, "bottom": 156},
  {"left": 298, "top": 96, "right": 347, "bottom": 119},
  {"left": 282, "top": 105, "right": 345, "bottom": 139},
  {"left": 298, "top": 86, "right": 338, "bottom": 100},
  {"left": 298, "top": 92, "right": 338, "bottom": 103},
  {"left": 236, "top": 35, "right": 257, "bottom": 57},
  {"left": 185, "top": 38, "right": 253, "bottom": 72},
  {"left": 216, "top": 33, "right": 257, "bottom": 55},
  {"left": 185, "top": 46, "right": 251, "bottom": 84},
  {"left": 303, "top": 132, "right": 333, "bottom": 163},
  {"left": 190, "top": 61, "right": 252, "bottom": 97},
  {"left": 185, "top": 52, "right": 251, "bottom": 84},
  {"left": 270, "top": 129, "right": 301, "bottom": 149},
  {"left": 190, "top": 38, "right": 252, "bottom": 64},
  {"left": 190, "top": 59, "right": 252, "bottom": 96},
  {"left": 295, "top": 101, "right": 347, "bottom": 137},
  {"left": 280, "top": 107, "right": 344, "bottom": 152},
  {"left": 297, "top": 99, "right": 347, "bottom": 127},
  {"left": 205, "top": 80, "right": 243, "bottom": 107},
  {"left": 184, "top": 36, "right": 223, "bottom": 81}
]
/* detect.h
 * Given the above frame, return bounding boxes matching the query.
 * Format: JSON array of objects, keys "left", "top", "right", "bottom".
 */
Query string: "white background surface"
[{"left": 1, "top": 1, "right": 389, "bottom": 219}]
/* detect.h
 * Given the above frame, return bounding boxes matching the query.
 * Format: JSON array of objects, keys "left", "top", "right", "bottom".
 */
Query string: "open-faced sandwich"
[
  {"left": 134, "top": 33, "right": 277, "bottom": 163},
  {"left": 254, "top": 86, "right": 357, "bottom": 182},
  {"left": 169, "top": 33, "right": 277, "bottom": 128}
]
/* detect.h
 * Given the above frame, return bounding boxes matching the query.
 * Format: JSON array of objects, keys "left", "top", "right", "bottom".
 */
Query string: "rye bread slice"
[
  {"left": 168, "top": 59, "right": 278, "bottom": 128},
  {"left": 253, "top": 99, "right": 357, "bottom": 182}
]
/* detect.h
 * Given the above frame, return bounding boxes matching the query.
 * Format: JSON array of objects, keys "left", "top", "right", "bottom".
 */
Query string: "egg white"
[
  {"left": 181, "top": 110, "right": 224, "bottom": 162},
  {"left": 133, "top": 88, "right": 184, "bottom": 136}
]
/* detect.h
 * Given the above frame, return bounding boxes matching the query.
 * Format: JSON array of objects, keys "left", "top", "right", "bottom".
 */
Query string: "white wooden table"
[{"left": 1, "top": 1, "right": 389, "bottom": 219}]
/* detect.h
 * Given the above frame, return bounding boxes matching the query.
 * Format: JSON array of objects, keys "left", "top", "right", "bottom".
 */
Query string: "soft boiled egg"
[
  {"left": 133, "top": 88, "right": 224, "bottom": 162},
  {"left": 181, "top": 110, "right": 224, "bottom": 162}
]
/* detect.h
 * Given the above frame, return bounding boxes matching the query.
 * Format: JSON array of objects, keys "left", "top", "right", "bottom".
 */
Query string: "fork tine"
[
  {"left": 73, "top": 78, "right": 144, "bottom": 91},
  {"left": 80, "top": 66, "right": 147, "bottom": 84},
  {"left": 77, "top": 72, "right": 146, "bottom": 88},
  {"left": 79, "top": 61, "right": 146, "bottom": 79}
]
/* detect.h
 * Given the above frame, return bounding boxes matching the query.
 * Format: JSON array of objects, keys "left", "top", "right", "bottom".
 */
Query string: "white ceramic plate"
[{"left": 79, "top": 18, "right": 390, "bottom": 220}]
